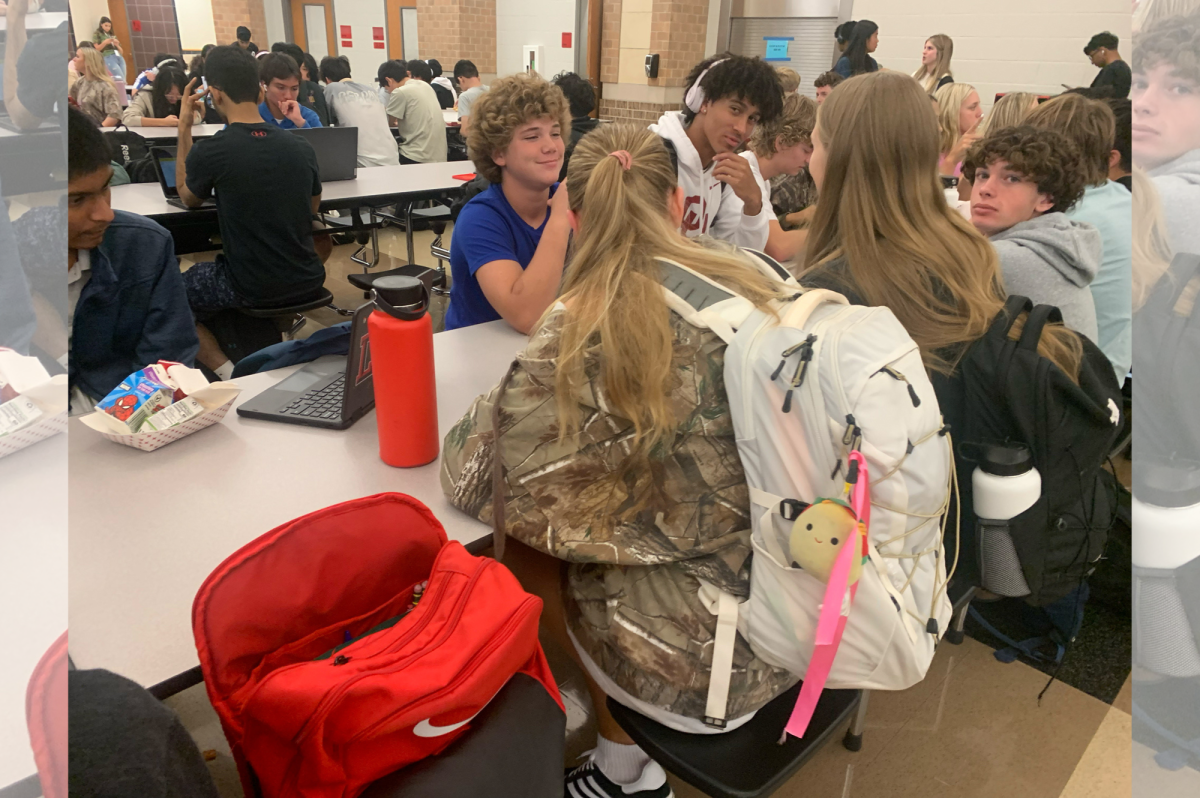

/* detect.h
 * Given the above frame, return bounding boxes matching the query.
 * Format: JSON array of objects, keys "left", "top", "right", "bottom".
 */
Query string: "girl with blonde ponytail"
[{"left": 443, "top": 123, "right": 796, "bottom": 795}]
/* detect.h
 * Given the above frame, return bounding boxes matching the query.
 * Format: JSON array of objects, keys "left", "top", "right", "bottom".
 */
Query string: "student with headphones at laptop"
[{"left": 175, "top": 45, "right": 330, "bottom": 382}]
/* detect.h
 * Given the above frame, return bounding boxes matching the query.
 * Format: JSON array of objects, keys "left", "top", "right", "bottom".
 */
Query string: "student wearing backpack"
[
  {"left": 443, "top": 123, "right": 796, "bottom": 798},
  {"left": 963, "top": 125, "right": 1102, "bottom": 345},
  {"left": 121, "top": 66, "right": 201, "bottom": 127},
  {"left": 797, "top": 72, "right": 1100, "bottom": 593},
  {"left": 649, "top": 53, "right": 783, "bottom": 248}
]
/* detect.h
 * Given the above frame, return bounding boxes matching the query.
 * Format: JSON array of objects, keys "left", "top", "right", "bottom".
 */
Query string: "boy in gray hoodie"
[
  {"left": 1132, "top": 9, "right": 1200, "bottom": 255},
  {"left": 964, "top": 125, "right": 1101, "bottom": 344}
]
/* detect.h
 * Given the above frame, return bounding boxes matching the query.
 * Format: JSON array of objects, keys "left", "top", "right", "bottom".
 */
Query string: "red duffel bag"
[{"left": 192, "top": 492, "right": 562, "bottom": 798}]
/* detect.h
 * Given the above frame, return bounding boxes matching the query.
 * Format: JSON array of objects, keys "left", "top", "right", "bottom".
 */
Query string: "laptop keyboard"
[{"left": 280, "top": 375, "right": 345, "bottom": 420}]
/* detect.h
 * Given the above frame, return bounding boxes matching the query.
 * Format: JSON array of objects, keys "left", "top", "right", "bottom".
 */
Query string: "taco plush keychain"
[{"left": 788, "top": 498, "right": 865, "bottom": 586}]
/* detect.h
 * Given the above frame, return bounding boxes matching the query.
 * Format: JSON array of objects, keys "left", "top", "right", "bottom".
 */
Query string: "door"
[
  {"left": 106, "top": 0, "right": 137, "bottom": 74},
  {"left": 290, "top": 0, "right": 337, "bottom": 61},
  {"left": 385, "top": 0, "right": 417, "bottom": 61}
]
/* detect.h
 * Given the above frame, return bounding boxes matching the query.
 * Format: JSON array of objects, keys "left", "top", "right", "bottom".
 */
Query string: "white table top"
[
  {"left": 110, "top": 161, "right": 471, "bottom": 219},
  {"left": 0, "top": 433, "right": 67, "bottom": 790},
  {"left": 0, "top": 11, "right": 68, "bottom": 32},
  {"left": 69, "top": 321, "right": 527, "bottom": 689},
  {"left": 103, "top": 123, "right": 227, "bottom": 140}
]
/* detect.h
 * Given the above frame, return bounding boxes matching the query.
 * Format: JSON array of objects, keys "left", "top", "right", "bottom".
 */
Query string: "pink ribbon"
[{"left": 784, "top": 451, "right": 869, "bottom": 739}]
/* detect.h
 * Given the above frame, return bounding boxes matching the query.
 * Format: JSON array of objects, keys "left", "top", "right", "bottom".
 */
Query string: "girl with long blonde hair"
[
  {"left": 913, "top": 34, "right": 954, "bottom": 93},
  {"left": 69, "top": 47, "right": 122, "bottom": 127},
  {"left": 801, "top": 72, "right": 1081, "bottom": 380},
  {"left": 443, "top": 122, "right": 796, "bottom": 795},
  {"left": 935, "top": 81, "right": 982, "bottom": 176},
  {"left": 1133, "top": 165, "right": 1174, "bottom": 310}
]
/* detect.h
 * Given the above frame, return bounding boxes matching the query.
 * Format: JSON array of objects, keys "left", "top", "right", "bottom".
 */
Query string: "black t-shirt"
[
  {"left": 185, "top": 123, "right": 325, "bottom": 304},
  {"left": 1091, "top": 59, "right": 1131, "bottom": 99}
]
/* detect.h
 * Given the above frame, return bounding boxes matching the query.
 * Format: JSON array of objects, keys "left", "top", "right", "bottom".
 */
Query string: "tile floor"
[{"left": 167, "top": 223, "right": 1141, "bottom": 797}]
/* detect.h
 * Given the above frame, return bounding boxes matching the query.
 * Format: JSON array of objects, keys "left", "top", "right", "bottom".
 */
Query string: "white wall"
[
  {"left": 265, "top": 0, "right": 287, "bottom": 49},
  {"left": 851, "top": 0, "right": 1131, "bottom": 110},
  {"left": 496, "top": 0, "right": 577, "bottom": 78},
  {"left": 174, "top": 0, "right": 217, "bottom": 51},
  {"left": 69, "top": 0, "right": 112, "bottom": 46},
  {"left": 331, "top": 0, "right": 387, "bottom": 83}
]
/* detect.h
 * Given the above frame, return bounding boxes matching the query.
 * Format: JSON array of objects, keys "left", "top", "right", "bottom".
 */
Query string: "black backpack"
[
  {"left": 956, "top": 296, "right": 1124, "bottom": 607},
  {"left": 106, "top": 126, "right": 158, "bottom": 184},
  {"left": 1134, "top": 253, "right": 1200, "bottom": 484}
]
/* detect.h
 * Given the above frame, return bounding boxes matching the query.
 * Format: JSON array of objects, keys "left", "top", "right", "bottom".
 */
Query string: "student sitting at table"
[
  {"left": 442, "top": 123, "right": 797, "bottom": 798},
  {"left": 552, "top": 70, "right": 600, "bottom": 181},
  {"left": 131, "top": 53, "right": 180, "bottom": 95},
  {"left": 649, "top": 53, "right": 783, "bottom": 248},
  {"left": 121, "top": 66, "right": 200, "bottom": 127},
  {"left": 1026, "top": 93, "right": 1132, "bottom": 381},
  {"left": 319, "top": 55, "right": 399, "bottom": 167},
  {"left": 444, "top": 73, "right": 570, "bottom": 333},
  {"left": 384, "top": 59, "right": 448, "bottom": 164},
  {"left": 453, "top": 59, "right": 487, "bottom": 134},
  {"left": 271, "top": 42, "right": 330, "bottom": 126},
  {"left": 963, "top": 125, "right": 1100, "bottom": 343},
  {"left": 69, "top": 46, "right": 122, "bottom": 127},
  {"left": 175, "top": 46, "right": 328, "bottom": 381},
  {"left": 258, "top": 52, "right": 322, "bottom": 129},
  {"left": 66, "top": 107, "right": 198, "bottom": 412},
  {"left": 428, "top": 58, "right": 457, "bottom": 106}
]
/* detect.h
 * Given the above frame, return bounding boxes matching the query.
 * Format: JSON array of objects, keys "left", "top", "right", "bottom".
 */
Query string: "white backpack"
[{"left": 658, "top": 253, "right": 954, "bottom": 728}]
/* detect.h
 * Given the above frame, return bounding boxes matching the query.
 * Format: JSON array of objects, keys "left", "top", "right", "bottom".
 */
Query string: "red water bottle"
[{"left": 368, "top": 275, "right": 439, "bottom": 467}]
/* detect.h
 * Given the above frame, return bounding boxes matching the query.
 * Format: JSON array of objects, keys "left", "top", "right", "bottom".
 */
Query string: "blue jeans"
[{"left": 104, "top": 52, "right": 126, "bottom": 81}]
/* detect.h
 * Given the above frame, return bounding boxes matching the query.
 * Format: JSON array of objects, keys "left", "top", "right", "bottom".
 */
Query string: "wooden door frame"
[
  {"left": 587, "top": 0, "right": 601, "bottom": 117},
  {"left": 106, "top": 0, "right": 137, "bottom": 74},
  {"left": 290, "top": 0, "right": 338, "bottom": 60},
  {"left": 385, "top": 0, "right": 416, "bottom": 62}
]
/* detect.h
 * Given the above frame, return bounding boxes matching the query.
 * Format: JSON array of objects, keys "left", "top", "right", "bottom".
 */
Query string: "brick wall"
[
  {"left": 599, "top": 97, "right": 677, "bottom": 125},
  {"left": 601, "top": 0, "right": 621, "bottom": 83},
  {"left": 210, "top": 0, "right": 268, "bottom": 52},
  {"left": 648, "top": 0, "right": 708, "bottom": 87},
  {"left": 416, "top": 0, "right": 496, "bottom": 75}
]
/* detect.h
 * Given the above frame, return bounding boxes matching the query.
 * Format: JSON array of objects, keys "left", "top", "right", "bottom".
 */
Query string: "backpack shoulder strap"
[
  {"left": 990, "top": 295, "right": 1034, "bottom": 340},
  {"left": 780, "top": 288, "right": 848, "bottom": 329},
  {"left": 1017, "top": 305, "right": 1064, "bottom": 352},
  {"left": 658, "top": 258, "right": 754, "bottom": 343},
  {"left": 739, "top": 247, "right": 797, "bottom": 285}
]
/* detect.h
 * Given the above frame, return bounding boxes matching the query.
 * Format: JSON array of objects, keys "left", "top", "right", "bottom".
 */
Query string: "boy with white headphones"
[{"left": 649, "top": 54, "right": 784, "bottom": 249}]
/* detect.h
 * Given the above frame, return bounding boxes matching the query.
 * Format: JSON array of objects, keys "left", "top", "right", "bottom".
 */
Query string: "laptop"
[
  {"left": 289, "top": 126, "right": 358, "bottom": 182},
  {"left": 149, "top": 145, "right": 216, "bottom": 210},
  {"left": 236, "top": 303, "right": 375, "bottom": 430}
]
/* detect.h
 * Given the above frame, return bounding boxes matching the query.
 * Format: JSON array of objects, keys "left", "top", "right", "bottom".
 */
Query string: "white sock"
[
  {"left": 592, "top": 736, "right": 659, "bottom": 787},
  {"left": 213, "top": 360, "right": 235, "bottom": 381}
]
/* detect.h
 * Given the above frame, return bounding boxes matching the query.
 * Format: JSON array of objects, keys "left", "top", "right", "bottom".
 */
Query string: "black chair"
[
  {"left": 239, "top": 286, "right": 347, "bottom": 338},
  {"left": 606, "top": 683, "right": 865, "bottom": 798},
  {"left": 360, "top": 673, "right": 566, "bottom": 798},
  {"left": 350, "top": 203, "right": 453, "bottom": 299}
]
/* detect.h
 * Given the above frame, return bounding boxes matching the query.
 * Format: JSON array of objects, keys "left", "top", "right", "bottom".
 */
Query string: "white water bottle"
[{"left": 970, "top": 443, "right": 1041, "bottom": 597}]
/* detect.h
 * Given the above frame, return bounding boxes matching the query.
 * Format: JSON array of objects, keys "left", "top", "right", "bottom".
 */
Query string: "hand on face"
[{"left": 712, "top": 152, "right": 760, "bottom": 208}]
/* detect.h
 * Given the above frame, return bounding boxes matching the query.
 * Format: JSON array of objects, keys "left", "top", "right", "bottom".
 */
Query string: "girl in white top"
[{"left": 913, "top": 34, "right": 955, "bottom": 94}]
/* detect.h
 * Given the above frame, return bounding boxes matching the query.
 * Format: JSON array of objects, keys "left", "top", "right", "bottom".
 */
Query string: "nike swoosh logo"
[{"left": 413, "top": 712, "right": 480, "bottom": 738}]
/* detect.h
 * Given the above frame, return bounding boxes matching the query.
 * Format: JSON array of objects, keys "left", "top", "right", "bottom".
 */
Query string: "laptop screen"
[{"left": 157, "top": 157, "right": 177, "bottom": 189}]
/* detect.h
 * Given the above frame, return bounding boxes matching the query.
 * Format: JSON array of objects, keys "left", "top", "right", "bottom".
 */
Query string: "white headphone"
[{"left": 684, "top": 59, "right": 728, "bottom": 113}]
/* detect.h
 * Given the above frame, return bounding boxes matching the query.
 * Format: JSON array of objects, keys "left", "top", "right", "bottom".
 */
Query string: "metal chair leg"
[
  {"left": 843, "top": 690, "right": 869, "bottom": 752},
  {"left": 406, "top": 201, "right": 416, "bottom": 264},
  {"left": 350, "top": 222, "right": 381, "bottom": 270},
  {"left": 945, "top": 586, "right": 976, "bottom": 645}
]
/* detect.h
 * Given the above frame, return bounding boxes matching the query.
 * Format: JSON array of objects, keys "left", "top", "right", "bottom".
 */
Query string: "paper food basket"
[
  {"left": 79, "top": 382, "right": 242, "bottom": 453},
  {"left": 0, "top": 370, "right": 69, "bottom": 462}
]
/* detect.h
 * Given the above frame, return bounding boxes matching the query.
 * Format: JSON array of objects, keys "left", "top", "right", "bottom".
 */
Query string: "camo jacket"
[
  {"left": 770, "top": 169, "right": 819, "bottom": 220},
  {"left": 441, "top": 308, "right": 797, "bottom": 722}
]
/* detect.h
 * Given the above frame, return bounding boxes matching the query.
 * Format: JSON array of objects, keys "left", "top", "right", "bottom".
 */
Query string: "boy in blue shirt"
[
  {"left": 1027, "top": 93, "right": 1131, "bottom": 382},
  {"left": 445, "top": 73, "right": 572, "bottom": 332},
  {"left": 258, "top": 52, "right": 321, "bottom": 129}
]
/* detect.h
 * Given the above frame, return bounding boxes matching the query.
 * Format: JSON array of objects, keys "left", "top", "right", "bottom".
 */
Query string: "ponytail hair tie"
[{"left": 609, "top": 150, "right": 633, "bottom": 171}]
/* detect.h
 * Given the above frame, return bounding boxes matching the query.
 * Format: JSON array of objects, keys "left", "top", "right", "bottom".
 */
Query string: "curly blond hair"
[
  {"left": 467, "top": 73, "right": 572, "bottom": 184},
  {"left": 751, "top": 93, "right": 817, "bottom": 158}
]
